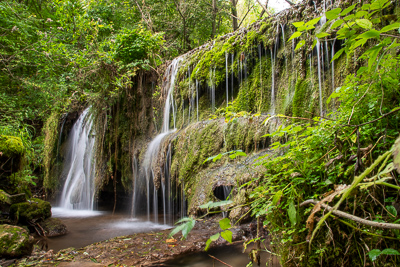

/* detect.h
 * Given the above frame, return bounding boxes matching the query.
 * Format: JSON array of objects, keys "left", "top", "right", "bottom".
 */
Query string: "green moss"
[
  {"left": 10, "top": 198, "right": 51, "bottom": 224},
  {"left": 0, "top": 135, "right": 24, "bottom": 157},
  {"left": 0, "top": 224, "right": 33, "bottom": 258},
  {"left": 43, "top": 111, "right": 60, "bottom": 191},
  {"left": 292, "top": 79, "right": 312, "bottom": 118}
]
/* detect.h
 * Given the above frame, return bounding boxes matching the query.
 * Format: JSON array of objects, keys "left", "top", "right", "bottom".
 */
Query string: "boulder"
[
  {"left": 10, "top": 198, "right": 51, "bottom": 224},
  {"left": 39, "top": 218, "right": 68, "bottom": 237},
  {"left": 0, "top": 224, "right": 33, "bottom": 258}
]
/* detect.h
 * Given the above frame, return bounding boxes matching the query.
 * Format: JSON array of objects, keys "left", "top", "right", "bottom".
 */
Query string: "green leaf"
[
  {"left": 288, "top": 201, "right": 297, "bottom": 226},
  {"left": 295, "top": 40, "right": 305, "bottom": 51},
  {"left": 326, "top": 8, "right": 342, "bottom": 20},
  {"left": 356, "top": 30, "right": 380, "bottom": 39},
  {"left": 340, "top": 4, "right": 357, "bottom": 16},
  {"left": 331, "top": 48, "right": 345, "bottom": 62},
  {"left": 316, "top": 32, "right": 330, "bottom": 38},
  {"left": 367, "top": 45, "right": 383, "bottom": 71},
  {"left": 393, "top": 135, "right": 400, "bottom": 174},
  {"left": 380, "top": 23, "right": 400, "bottom": 33},
  {"left": 331, "top": 19, "right": 344, "bottom": 29},
  {"left": 205, "top": 239, "right": 212, "bottom": 251},
  {"left": 381, "top": 248, "right": 400, "bottom": 256},
  {"left": 219, "top": 218, "right": 231, "bottom": 230},
  {"left": 181, "top": 218, "right": 196, "bottom": 239},
  {"left": 305, "top": 17, "right": 321, "bottom": 26},
  {"left": 386, "top": 205, "right": 397, "bottom": 217},
  {"left": 370, "top": 0, "right": 389, "bottom": 10},
  {"left": 368, "top": 249, "right": 382, "bottom": 261},
  {"left": 355, "top": 11, "right": 368, "bottom": 18},
  {"left": 362, "top": 4, "right": 370, "bottom": 10},
  {"left": 292, "top": 21, "right": 305, "bottom": 28},
  {"left": 344, "top": 14, "right": 355, "bottom": 21},
  {"left": 199, "top": 201, "right": 213, "bottom": 209},
  {"left": 221, "top": 230, "right": 233, "bottom": 243},
  {"left": 169, "top": 223, "right": 186, "bottom": 238},
  {"left": 355, "top": 19, "right": 372, "bottom": 29},
  {"left": 272, "top": 190, "right": 283, "bottom": 205},
  {"left": 210, "top": 233, "right": 220, "bottom": 241},
  {"left": 288, "top": 31, "right": 302, "bottom": 41},
  {"left": 352, "top": 39, "right": 367, "bottom": 50}
]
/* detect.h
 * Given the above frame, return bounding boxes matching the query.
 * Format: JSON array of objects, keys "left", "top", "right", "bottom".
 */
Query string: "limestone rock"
[{"left": 0, "top": 224, "right": 33, "bottom": 258}]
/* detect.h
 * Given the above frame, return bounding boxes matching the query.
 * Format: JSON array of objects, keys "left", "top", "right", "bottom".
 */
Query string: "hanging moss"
[{"left": 43, "top": 111, "right": 60, "bottom": 191}]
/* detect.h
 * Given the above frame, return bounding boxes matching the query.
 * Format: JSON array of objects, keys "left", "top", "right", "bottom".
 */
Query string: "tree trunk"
[
  {"left": 211, "top": 0, "right": 217, "bottom": 39},
  {"left": 230, "top": 0, "right": 238, "bottom": 31}
]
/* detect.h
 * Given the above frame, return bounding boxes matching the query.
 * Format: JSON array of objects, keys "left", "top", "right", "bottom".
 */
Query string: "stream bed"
[{"left": 48, "top": 208, "right": 171, "bottom": 252}]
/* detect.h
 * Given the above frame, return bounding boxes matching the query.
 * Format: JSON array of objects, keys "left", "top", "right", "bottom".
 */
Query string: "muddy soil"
[{"left": 11, "top": 215, "right": 268, "bottom": 267}]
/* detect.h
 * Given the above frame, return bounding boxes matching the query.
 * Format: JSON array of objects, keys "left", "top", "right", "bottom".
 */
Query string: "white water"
[
  {"left": 59, "top": 108, "right": 95, "bottom": 211},
  {"left": 133, "top": 57, "right": 184, "bottom": 224},
  {"left": 316, "top": 39, "right": 323, "bottom": 116}
]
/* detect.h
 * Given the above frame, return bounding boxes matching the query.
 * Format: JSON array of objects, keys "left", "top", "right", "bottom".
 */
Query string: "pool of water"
[
  {"left": 154, "top": 243, "right": 281, "bottom": 267},
  {"left": 48, "top": 208, "right": 171, "bottom": 252}
]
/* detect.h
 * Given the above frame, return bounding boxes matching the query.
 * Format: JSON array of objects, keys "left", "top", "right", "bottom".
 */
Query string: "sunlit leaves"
[
  {"left": 295, "top": 40, "right": 305, "bottom": 51},
  {"left": 380, "top": 23, "right": 400, "bottom": 33},
  {"left": 288, "top": 31, "right": 302, "bottom": 41},
  {"left": 331, "top": 19, "right": 344, "bottom": 29},
  {"left": 169, "top": 217, "right": 196, "bottom": 240},
  {"left": 326, "top": 8, "right": 341, "bottom": 20},
  {"left": 340, "top": 4, "right": 357, "bottom": 16},
  {"left": 355, "top": 19, "right": 373, "bottom": 29}
]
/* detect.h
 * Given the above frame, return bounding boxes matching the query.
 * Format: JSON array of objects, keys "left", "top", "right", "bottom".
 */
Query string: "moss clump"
[
  {"left": 39, "top": 218, "right": 67, "bottom": 237},
  {"left": 292, "top": 79, "right": 312, "bottom": 118},
  {"left": 0, "top": 135, "right": 24, "bottom": 157},
  {"left": 10, "top": 198, "right": 51, "bottom": 224},
  {"left": 0, "top": 224, "right": 33, "bottom": 258}
]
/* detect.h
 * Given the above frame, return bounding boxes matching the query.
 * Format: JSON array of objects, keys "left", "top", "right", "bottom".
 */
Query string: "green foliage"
[
  {"left": 205, "top": 218, "right": 233, "bottom": 251},
  {"left": 0, "top": 135, "right": 24, "bottom": 157},
  {"left": 369, "top": 248, "right": 400, "bottom": 261},
  {"left": 168, "top": 217, "right": 196, "bottom": 240}
]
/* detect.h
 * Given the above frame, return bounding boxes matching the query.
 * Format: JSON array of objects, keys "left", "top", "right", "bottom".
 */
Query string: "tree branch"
[
  {"left": 301, "top": 199, "right": 400, "bottom": 230},
  {"left": 255, "top": 0, "right": 271, "bottom": 16}
]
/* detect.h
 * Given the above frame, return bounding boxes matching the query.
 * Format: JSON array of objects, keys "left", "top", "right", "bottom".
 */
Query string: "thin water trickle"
[
  {"left": 331, "top": 39, "right": 336, "bottom": 94},
  {"left": 59, "top": 108, "right": 95, "bottom": 211},
  {"left": 270, "top": 49, "right": 276, "bottom": 114},
  {"left": 231, "top": 52, "right": 234, "bottom": 102},
  {"left": 316, "top": 39, "right": 323, "bottom": 116}
]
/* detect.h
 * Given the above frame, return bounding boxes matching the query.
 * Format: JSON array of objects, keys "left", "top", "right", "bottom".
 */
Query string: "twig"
[
  {"left": 345, "top": 107, "right": 400, "bottom": 128},
  {"left": 301, "top": 199, "right": 400, "bottom": 229},
  {"left": 347, "top": 82, "right": 373, "bottom": 125},
  {"left": 255, "top": 0, "right": 272, "bottom": 16},
  {"left": 208, "top": 254, "right": 233, "bottom": 267}
]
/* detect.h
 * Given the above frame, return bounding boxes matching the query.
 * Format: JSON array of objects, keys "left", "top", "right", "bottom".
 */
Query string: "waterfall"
[
  {"left": 316, "top": 39, "right": 323, "bottom": 116},
  {"left": 331, "top": 39, "right": 336, "bottom": 93},
  {"left": 132, "top": 57, "right": 184, "bottom": 224},
  {"left": 270, "top": 49, "right": 276, "bottom": 114},
  {"left": 59, "top": 108, "right": 95, "bottom": 211},
  {"left": 231, "top": 53, "right": 234, "bottom": 101}
]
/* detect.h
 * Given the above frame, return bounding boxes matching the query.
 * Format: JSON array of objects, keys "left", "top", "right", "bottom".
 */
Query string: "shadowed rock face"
[{"left": 0, "top": 224, "right": 34, "bottom": 258}]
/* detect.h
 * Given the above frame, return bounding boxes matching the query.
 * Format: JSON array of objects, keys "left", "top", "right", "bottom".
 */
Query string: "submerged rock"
[
  {"left": 39, "top": 218, "right": 68, "bottom": 237},
  {"left": 0, "top": 224, "right": 33, "bottom": 258}
]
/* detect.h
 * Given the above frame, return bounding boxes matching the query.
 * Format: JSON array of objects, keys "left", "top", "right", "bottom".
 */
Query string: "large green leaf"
[
  {"left": 370, "top": 0, "right": 389, "bottom": 10},
  {"left": 292, "top": 21, "right": 305, "bottom": 28},
  {"left": 316, "top": 32, "right": 330, "bottom": 38},
  {"left": 355, "top": 19, "right": 372, "bottom": 29},
  {"left": 305, "top": 17, "right": 321, "bottom": 26},
  {"left": 331, "top": 19, "right": 344, "bottom": 29},
  {"left": 219, "top": 218, "right": 231, "bottom": 230},
  {"left": 340, "top": 4, "right": 357, "bottom": 16},
  {"left": 221, "top": 230, "right": 233, "bottom": 243},
  {"left": 356, "top": 30, "right": 380, "bottom": 39},
  {"left": 326, "top": 8, "right": 342, "bottom": 20},
  {"left": 368, "top": 249, "right": 382, "bottom": 261},
  {"left": 380, "top": 23, "right": 400, "bottom": 33},
  {"left": 288, "top": 31, "right": 302, "bottom": 41},
  {"left": 272, "top": 190, "right": 283, "bottom": 205},
  {"left": 295, "top": 40, "right": 305, "bottom": 51},
  {"left": 381, "top": 248, "right": 400, "bottom": 256}
]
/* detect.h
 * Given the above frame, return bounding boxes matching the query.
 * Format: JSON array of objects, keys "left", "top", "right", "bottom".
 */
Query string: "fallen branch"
[
  {"left": 208, "top": 254, "right": 233, "bottom": 267},
  {"left": 301, "top": 199, "right": 400, "bottom": 230}
]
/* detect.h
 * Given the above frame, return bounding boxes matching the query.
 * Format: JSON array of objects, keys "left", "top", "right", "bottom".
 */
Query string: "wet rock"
[
  {"left": 0, "top": 224, "right": 34, "bottom": 258},
  {"left": 9, "top": 198, "right": 51, "bottom": 224},
  {"left": 39, "top": 218, "right": 68, "bottom": 237}
]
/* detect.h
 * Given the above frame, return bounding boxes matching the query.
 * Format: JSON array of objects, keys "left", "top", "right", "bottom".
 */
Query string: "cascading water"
[
  {"left": 225, "top": 51, "right": 229, "bottom": 107},
  {"left": 59, "top": 108, "right": 95, "bottom": 211},
  {"left": 132, "top": 57, "right": 186, "bottom": 224}
]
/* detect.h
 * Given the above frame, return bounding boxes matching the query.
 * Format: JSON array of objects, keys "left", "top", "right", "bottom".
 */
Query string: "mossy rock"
[
  {"left": 39, "top": 218, "right": 68, "bottom": 237},
  {"left": 0, "top": 224, "right": 33, "bottom": 258},
  {"left": 10, "top": 198, "right": 51, "bottom": 224},
  {"left": 0, "top": 135, "right": 24, "bottom": 158}
]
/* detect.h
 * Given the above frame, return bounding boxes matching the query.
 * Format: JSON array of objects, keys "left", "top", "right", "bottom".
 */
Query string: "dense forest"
[{"left": 1, "top": 0, "right": 400, "bottom": 266}]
